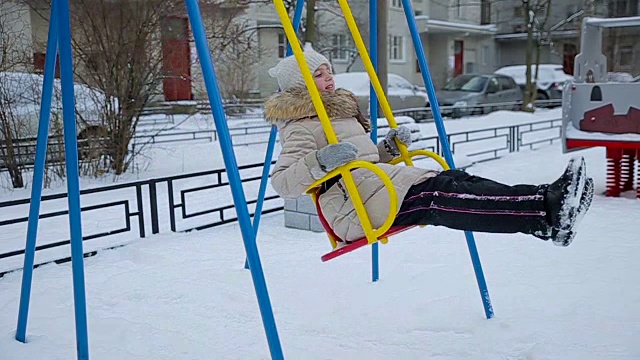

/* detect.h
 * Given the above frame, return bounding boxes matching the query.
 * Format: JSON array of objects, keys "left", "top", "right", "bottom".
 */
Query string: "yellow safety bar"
[
  {"left": 390, "top": 150, "right": 451, "bottom": 170},
  {"left": 306, "top": 160, "right": 398, "bottom": 247},
  {"left": 272, "top": 0, "right": 449, "bottom": 249},
  {"left": 336, "top": 0, "right": 414, "bottom": 167},
  {"left": 273, "top": 0, "right": 385, "bottom": 245}
]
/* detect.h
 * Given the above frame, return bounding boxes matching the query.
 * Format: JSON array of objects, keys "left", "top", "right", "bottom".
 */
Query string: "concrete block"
[
  {"left": 284, "top": 210, "right": 310, "bottom": 230},
  {"left": 309, "top": 214, "right": 326, "bottom": 233},
  {"left": 296, "top": 195, "right": 318, "bottom": 215},
  {"left": 284, "top": 198, "right": 297, "bottom": 211}
]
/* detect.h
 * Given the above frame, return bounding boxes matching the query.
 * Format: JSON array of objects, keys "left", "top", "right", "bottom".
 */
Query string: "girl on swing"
[{"left": 265, "top": 46, "right": 594, "bottom": 247}]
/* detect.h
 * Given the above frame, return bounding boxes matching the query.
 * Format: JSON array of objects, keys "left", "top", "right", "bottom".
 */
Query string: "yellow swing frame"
[{"left": 273, "top": 0, "right": 449, "bottom": 257}]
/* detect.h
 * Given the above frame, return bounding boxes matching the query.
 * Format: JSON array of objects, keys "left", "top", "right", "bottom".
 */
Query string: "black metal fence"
[
  {"left": 412, "top": 117, "right": 564, "bottom": 163},
  {"left": 2, "top": 100, "right": 562, "bottom": 170},
  {"left": 393, "top": 99, "right": 562, "bottom": 122},
  {"left": 0, "top": 160, "right": 281, "bottom": 277},
  {"left": 0, "top": 117, "right": 562, "bottom": 277}
]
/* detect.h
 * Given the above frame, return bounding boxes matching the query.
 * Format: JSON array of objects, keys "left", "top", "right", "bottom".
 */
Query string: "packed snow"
[{"left": 1, "top": 135, "right": 639, "bottom": 359}]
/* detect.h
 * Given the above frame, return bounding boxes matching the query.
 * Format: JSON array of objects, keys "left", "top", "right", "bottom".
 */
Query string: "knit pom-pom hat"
[{"left": 268, "top": 43, "right": 331, "bottom": 91}]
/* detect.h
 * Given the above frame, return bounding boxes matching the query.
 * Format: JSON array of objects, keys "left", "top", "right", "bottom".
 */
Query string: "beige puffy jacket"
[{"left": 265, "top": 86, "right": 438, "bottom": 241}]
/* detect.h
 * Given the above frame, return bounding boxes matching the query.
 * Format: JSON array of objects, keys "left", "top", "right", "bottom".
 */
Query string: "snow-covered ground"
[{"left": 1, "top": 137, "right": 639, "bottom": 359}]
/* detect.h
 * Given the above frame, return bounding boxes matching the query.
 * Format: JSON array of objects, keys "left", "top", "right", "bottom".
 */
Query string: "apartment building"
[
  {"left": 245, "top": 0, "right": 497, "bottom": 98},
  {"left": 494, "top": 0, "right": 640, "bottom": 75},
  {"left": 6, "top": 0, "right": 638, "bottom": 102}
]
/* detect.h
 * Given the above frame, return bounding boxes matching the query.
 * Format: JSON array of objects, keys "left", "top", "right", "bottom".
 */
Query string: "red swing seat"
[
  {"left": 313, "top": 188, "right": 416, "bottom": 262},
  {"left": 306, "top": 150, "right": 449, "bottom": 262}
]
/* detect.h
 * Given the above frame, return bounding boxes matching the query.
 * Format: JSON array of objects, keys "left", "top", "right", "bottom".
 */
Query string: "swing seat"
[
  {"left": 313, "top": 185, "right": 417, "bottom": 262},
  {"left": 309, "top": 150, "right": 450, "bottom": 262}
]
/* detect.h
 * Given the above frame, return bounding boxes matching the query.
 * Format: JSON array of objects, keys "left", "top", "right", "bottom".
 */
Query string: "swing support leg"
[{"left": 400, "top": 0, "right": 494, "bottom": 319}]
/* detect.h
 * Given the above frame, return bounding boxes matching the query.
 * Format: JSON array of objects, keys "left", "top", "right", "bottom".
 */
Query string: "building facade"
[
  {"left": 494, "top": 0, "right": 640, "bottom": 75},
  {"left": 4, "top": 0, "right": 640, "bottom": 102},
  {"left": 244, "top": 0, "right": 498, "bottom": 98}
]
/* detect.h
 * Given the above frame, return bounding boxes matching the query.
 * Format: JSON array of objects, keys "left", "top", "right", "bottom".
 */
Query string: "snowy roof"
[
  {"left": 584, "top": 16, "right": 640, "bottom": 28},
  {"left": 414, "top": 16, "right": 497, "bottom": 35}
]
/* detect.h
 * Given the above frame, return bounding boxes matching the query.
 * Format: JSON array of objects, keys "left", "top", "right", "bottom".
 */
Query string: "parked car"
[
  {"left": 494, "top": 64, "right": 572, "bottom": 100},
  {"left": 606, "top": 72, "right": 635, "bottom": 82},
  {"left": 333, "top": 72, "right": 429, "bottom": 114},
  {"left": 433, "top": 74, "right": 523, "bottom": 118},
  {"left": 0, "top": 72, "right": 109, "bottom": 158}
]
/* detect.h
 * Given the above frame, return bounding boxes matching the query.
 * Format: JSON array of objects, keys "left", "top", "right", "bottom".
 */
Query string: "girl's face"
[{"left": 313, "top": 64, "right": 335, "bottom": 92}]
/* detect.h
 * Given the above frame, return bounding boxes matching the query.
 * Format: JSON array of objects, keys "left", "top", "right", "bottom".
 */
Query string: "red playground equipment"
[{"left": 562, "top": 16, "right": 640, "bottom": 199}]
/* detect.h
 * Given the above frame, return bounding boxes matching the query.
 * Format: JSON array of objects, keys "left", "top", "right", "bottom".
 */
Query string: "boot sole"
[
  {"left": 558, "top": 157, "right": 588, "bottom": 232},
  {"left": 553, "top": 177, "right": 594, "bottom": 247}
]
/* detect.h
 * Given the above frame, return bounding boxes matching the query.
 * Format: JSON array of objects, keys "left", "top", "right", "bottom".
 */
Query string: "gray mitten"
[
  {"left": 316, "top": 142, "right": 358, "bottom": 172},
  {"left": 383, "top": 126, "right": 412, "bottom": 156}
]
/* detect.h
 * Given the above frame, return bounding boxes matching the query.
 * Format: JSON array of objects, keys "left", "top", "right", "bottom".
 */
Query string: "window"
[
  {"left": 391, "top": 0, "right": 402, "bottom": 9},
  {"left": 278, "top": 33, "right": 287, "bottom": 58},
  {"left": 608, "top": 0, "right": 635, "bottom": 17},
  {"left": 514, "top": 6, "right": 524, "bottom": 18},
  {"left": 487, "top": 77, "right": 499, "bottom": 93},
  {"left": 331, "top": 34, "right": 350, "bottom": 61},
  {"left": 498, "top": 77, "right": 516, "bottom": 90},
  {"left": 455, "top": 0, "right": 462, "bottom": 17},
  {"left": 466, "top": 62, "right": 475, "bottom": 74},
  {"left": 160, "top": 17, "right": 188, "bottom": 41},
  {"left": 388, "top": 74, "right": 415, "bottom": 91},
  {"left": 590, "top": 86, "right": 602, "bottom": 101},
  {"left": 33, "top": 52, "right": 60, "bottom": 78},
  {"left": 481, "top": 0, "right": 491, "bottom": 24},
  {"left": 388, "top": 35, "right": 404, "bottom": 61},
  {"left": 481, "top": 45, "right": 490, "bottom": 65},
  {"left": 619, "top": 46, "right": 633, "bottom": 66}
]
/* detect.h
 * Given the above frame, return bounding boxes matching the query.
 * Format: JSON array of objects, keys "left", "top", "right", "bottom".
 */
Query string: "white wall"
[{"left": 0, "top": 1, "right": 34, "bottom": 71}]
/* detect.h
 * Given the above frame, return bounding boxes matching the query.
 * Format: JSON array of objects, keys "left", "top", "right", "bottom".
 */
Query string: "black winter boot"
[
  {"left": 550, "top": 177, "right": 595, "bottom": 246},
  {"left": 544, "top": 157, "right": 595, "bottom": 246},
  {"left": 545, "top": 157, "right": 587, "bottom": 230}
]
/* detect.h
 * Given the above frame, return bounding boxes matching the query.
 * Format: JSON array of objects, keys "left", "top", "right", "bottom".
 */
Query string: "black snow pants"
[{"left": 392, "top": 169, "right": 551, "bottom": 236}]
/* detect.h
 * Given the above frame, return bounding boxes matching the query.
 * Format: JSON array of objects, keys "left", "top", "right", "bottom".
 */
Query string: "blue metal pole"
[
  {"left": 15, "top": 0, "right": 59, "bottom": 343},
  {"left": 184, "top": 1, "right": 284, "bottom": 358},
  {"left": 56, "top": 0, "right": 91, "bottom": 357},
  {"left": 244, "top": 0, "right": 306, "bottom": 270},
  {"left": 243, "top": 127, "right": 277, "bottom": 270},
  {"left": 369, "top": 0, "right": 379, "bottom": 282},
  {"left": 287, "top": 0, "right": 306, "bottom": 55},
  {"left": 400, "top": 0, "right": 494, "bottom": 319}
]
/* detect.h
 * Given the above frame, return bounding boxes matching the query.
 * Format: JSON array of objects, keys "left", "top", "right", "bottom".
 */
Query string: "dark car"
[
  {"left": 494, "top": 64, "right": 572, "bottom": 100},
  {"left": 432, "top": 74, "right": 523, "bottom": 118}
]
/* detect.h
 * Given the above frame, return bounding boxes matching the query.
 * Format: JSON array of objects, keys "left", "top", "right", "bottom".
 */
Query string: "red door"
[
  {"left": 454, "top": 40, "right": 464, "bottom": 76},
  {"left": 563, "top": 43, "right": 577, "bottom": 75},
  {"left": 33, "top": 52, "right": 60, "bottom": 78},
  {"left": 161, "top": 17, "right": 192, "bottom": 101}
]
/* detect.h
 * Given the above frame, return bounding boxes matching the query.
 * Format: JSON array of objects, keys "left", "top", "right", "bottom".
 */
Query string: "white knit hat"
[{"left": 268, "top": 43, "right": 331, "bottom": 91}]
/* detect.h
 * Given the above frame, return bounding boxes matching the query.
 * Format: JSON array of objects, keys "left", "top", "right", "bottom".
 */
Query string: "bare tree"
[
  {"left": 0, "top": 0, "right": 35, "bottom": 188},
  {"left": 196, "top": 1, "right": 263, "bottom": 102},
  {"left": 64, "top": 0, "right": 185, "bottom": 175},
  {"left": 26, "top": 0, "right": 253, "bottom": 177},
  {"left": 522, "top": 0, "right": 552, "bottom": 111},
  {"left": 215, "top": 41, "right": 261, "bottom": 101},
  {"left": 313, "top": 0, "right": 369, "bottom": 74}
]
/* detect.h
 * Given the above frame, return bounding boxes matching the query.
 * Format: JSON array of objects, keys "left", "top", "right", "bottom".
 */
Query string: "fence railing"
[
  {"left": 2, "top": 100, "right": 562, "bottom": 170},
  {"left": 0, "top": 117, "right": 562, "bottom": 277},
  {"left": 413, "top": 117, "right": 563, "bottom": 163},
  {"left": 132, "top": 100, "right": 563, "bottom": 147},
  {"left": 0, "top": 160, "right": 281, "bottom": 277},
  {"left": 394, "top": 99, "right": 562, "bottom": 122}
]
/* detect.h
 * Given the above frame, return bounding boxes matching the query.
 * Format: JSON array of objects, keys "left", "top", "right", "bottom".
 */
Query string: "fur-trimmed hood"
[{"left": 264, "top": 86, "right": 371, "bottom": 132}]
